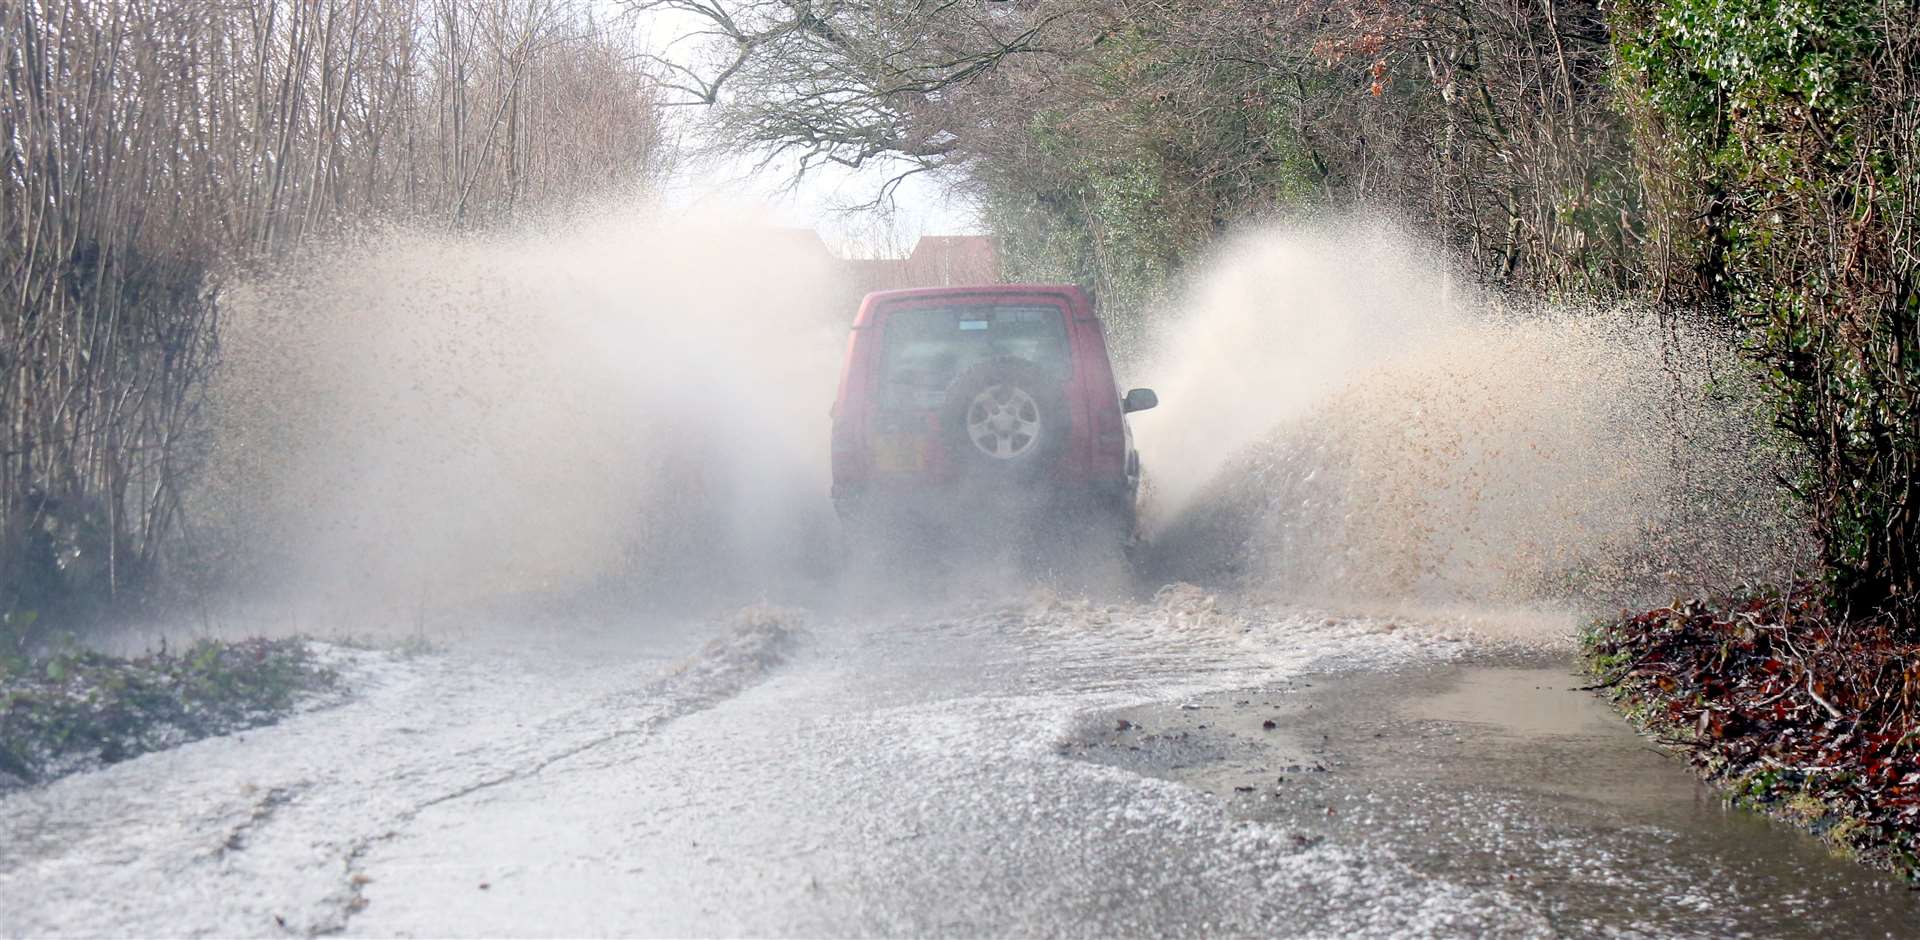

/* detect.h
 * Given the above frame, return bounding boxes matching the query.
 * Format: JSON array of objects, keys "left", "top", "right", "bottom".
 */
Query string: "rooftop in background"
[
  {"left": 843, "top": 235, "right": 1001, "bottom": 292},
  {"left": 774, "top": 229, "right": 1001, "bottom": 292}
]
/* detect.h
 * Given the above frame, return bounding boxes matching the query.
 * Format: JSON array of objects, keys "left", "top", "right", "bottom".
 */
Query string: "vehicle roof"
[{"left": 850, "top": 284, "right": 1091, "bottom": 328}]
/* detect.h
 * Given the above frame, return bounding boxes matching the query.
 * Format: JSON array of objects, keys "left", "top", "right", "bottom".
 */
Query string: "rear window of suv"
[{"left": 878, "top": 303, "right": 1070, "bottom": 411}]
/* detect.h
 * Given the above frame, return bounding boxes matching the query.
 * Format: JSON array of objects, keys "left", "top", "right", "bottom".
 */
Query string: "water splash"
[
  {"left": 1137, "top": 215, "right": 1806, "bottom": 629},
  {"left": 194, "top": 208, "right": 849, "bottom": 625}
]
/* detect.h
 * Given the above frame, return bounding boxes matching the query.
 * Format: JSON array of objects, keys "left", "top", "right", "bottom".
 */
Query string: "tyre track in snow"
[
  {"left": 341, "top": 593, "right": 1508, "bottom": 938},
  {"left": 0, "top": 610, "right": 803, "bottom": 938},
  {"left": 322, "top": 613, "right": 803, "bottom": 933}
]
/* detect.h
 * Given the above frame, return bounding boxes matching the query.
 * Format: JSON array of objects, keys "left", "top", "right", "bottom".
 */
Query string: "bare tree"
[
  {"left": 631, "top": 0, "right": 1093, "bottom": 197},
  {"left": 1, "top": 0, "right": 672, "bottom": 631},
  {"left": 634, "top": 0, "right": 1639, "bottom": 307}
]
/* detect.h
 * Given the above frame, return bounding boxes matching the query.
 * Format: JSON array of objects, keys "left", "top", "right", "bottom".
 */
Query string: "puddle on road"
[
  {"left": 1064, "top": 660, "right": 1920, "bottom": 938},
  {"left": 1408, "top": 667, "right": 1621, "bottom": 736}
]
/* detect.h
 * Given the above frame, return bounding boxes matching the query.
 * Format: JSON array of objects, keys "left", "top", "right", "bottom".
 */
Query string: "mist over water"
[
  {"left": 1137, "top": 216, "right": 1805, "bottom": 632},
  {"left": 197, "top": 208, "right": 848, "bottom": 626}
]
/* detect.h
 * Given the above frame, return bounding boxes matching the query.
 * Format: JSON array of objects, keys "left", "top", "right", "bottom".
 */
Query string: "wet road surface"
[{"left": 2, "top": 590, "right": 1916, "bottom": 937}]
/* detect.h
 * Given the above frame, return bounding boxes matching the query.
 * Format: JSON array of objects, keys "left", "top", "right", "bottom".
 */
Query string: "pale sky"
[
  {"left": 660, "top": 146, "right": 981, "bottom": 257},
  {"left": 632, "top": 4, "right": 981, "bottom": 257}
]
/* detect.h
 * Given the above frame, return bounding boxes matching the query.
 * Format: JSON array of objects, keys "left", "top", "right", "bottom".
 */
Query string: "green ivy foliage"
[{"left": 1613, "top": 0, "right": 1919, "bottom": 624}]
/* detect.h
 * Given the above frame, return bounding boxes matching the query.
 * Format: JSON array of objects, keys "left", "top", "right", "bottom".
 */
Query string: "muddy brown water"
[{"left": 1062, "top": 657, "right": 1920, "bottom": 938}]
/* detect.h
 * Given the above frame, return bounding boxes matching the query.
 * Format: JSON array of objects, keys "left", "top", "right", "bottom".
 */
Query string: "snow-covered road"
[{"left": 4, "top": 590, "right": 1916, "bottom": 937}]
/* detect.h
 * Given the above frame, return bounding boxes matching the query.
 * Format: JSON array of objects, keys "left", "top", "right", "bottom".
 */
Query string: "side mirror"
[{"left": 1122, "top": 388, "right": 1158, "bottom": 414}]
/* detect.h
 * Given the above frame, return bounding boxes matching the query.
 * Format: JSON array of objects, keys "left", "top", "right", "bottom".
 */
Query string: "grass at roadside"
[
  {"left": 1, "top": 638, "right": 338, "bottom": 793},
  {"left": 1583, "top": 587, "right": 1920, "bottom": 882}
]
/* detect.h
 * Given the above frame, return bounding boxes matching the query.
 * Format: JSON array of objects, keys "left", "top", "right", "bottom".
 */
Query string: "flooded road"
[
  {"left": 1084, "top": 660, "right": 1920, "bottom": 937},
  {"left": 2, "top": 591, "right": 1915, "bottom": 937}
]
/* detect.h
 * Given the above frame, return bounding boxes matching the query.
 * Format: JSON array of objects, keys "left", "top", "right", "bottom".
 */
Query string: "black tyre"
[{"left": 937, "top": 357, "right": 1070, "bottom": 480}]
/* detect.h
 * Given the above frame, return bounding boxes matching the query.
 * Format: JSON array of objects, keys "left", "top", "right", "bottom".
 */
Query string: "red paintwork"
[{"left": 830, "top": 284, "right": 1134, "bottom": 499}]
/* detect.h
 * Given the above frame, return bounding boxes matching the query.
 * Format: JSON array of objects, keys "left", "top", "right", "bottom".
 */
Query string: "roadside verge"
[
  {"left": 1584, "top": 587, "right": 1920, "bottom": 882},
  {"left": 1, "top": 638, "right": 339, "bottom": 793}
]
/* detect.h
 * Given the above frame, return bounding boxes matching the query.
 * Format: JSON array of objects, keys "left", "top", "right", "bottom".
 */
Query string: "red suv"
[{"left": 830, "top": 284, "right": 1157, "bottom": 551}]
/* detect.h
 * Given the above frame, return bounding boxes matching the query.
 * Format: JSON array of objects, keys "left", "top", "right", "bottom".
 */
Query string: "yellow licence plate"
[{"left": 872, "top": 434, "right": 928, "bottom": 473}]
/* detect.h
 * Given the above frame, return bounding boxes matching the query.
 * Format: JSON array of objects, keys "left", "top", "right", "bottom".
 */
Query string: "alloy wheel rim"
[{"left": 964, "top": 384, "right": 1042, "bottom": 459}]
